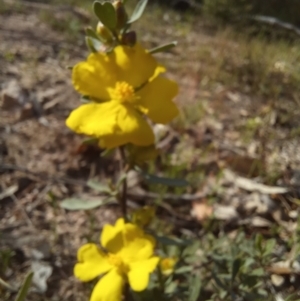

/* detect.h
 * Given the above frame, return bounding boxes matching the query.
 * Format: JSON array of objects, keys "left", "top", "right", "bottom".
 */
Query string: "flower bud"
[
  {"left": 132, "top": 206, "right": 155, "bottom": 227},
  {"left": 160, "top": 257, "right": 178, "bottom": 276},
  {"left": 96, "top": 22, "right": 114, "bottom": 44},
  {"left": 121, "top": 31, "right": 137, "bottom": 46},
  {"left": 113, "top": 0, "right": 128, "bottom": 29}
]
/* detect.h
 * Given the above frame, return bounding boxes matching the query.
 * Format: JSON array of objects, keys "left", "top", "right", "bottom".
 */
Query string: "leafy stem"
[
  {"left": 119, "top": 146, "right": 129, "bottom": 221},
  {"left": 157, "top": 268, "right": 165, "bottom": 295}
]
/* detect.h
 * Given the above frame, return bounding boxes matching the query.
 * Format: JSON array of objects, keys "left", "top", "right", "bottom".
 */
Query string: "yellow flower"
[
  {"left": 74, "top": 218, "right": 160, "bottom": 301},
  {"left": 132, "top": 206, "right": 155, "bottom": 227},
  {"left": 159, "top": 257, "right": 178, "bottom": 276},
  {"left": 66, "top": 43, "right": 179, "bottom": 148}
]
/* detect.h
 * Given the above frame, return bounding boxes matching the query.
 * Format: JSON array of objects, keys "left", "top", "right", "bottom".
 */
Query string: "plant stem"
[
  {"left": 119, "top": 146, "right": 128, "bottom": 221},
  {"left": 124, "top": 283, "right": 130, "bottom": 301},
  {"left": 157, "top": 268, "right": 165, "bottom": 294},
  {"left": 112, "top": 30, "right": 120, "bottom": 44},
  {"left": 119, "top": 147, "right": 130, "bottom": 301}
]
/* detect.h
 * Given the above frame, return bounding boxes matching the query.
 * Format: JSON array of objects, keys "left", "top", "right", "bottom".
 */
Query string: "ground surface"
[{"left": 2, "top": 0, "right": 300, "bottom": 300}]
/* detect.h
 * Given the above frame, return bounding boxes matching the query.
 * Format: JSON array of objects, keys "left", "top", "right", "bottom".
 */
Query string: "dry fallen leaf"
[
  {"left": 213, "top": 204, "right": 239, "bottom": 221},
  {"left": 191, "top": 201, "right": 213, "bottom": 221},
  {"left": 271, "top": 274, "right": 285, "bottom": 287},
  {"left": 224, "top": 169, "right": 288, "bottom": 194},
  {"left": 0, "top": 185, "right": 18, "bottom": 200},
  {"left": 31, "top": 260, "right": 53, "bottom": 293}
]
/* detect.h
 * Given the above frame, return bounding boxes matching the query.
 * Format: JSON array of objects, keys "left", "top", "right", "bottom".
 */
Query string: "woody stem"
[
  {"left": 119, "top": 146, "right": 128, "bottom": 221},
  {"left": 119, "top": 147, "right": 130, "bottom": 301}
]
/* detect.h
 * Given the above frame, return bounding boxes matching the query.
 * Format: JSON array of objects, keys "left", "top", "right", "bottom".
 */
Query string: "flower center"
[
  {"left": 108, "top": 254, "right": 129, "bottom": 273},
  {"left": 110, "top": 82, "right": 138, "bottom": 104}
]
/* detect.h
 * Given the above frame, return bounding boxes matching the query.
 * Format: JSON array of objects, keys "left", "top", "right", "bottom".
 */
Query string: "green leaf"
[
  {"left": 86, "top": 26, "right": 110, "bottom": 44},
  {"left": 60, "top": 197, "right": 114, "bottom": 210},
  {"left": 85, "top": 36, "right": 103, "bottom": 53},
  {"left": 188, "top": 275, "right": 201, "bottom": 301},
  {"left": 255, "top": 233, "right": 263, "bottom": 253},
  {"left": 116, "top": 173, "right": 127, "bottom": 189},
  {"left": 127, "top": 0, "right": 148, "bottom": 24},
  {"left": 263, "top": 238, "right": 276, "bottom": 256},
  {"left": 244, "top": 292, "right": 268, "bottom": 300},
  {"left": 86, "top": 36, "right": 97, "bottom": 53},
  {"left": 284, "top": 293, "right": 299, "bottom": 301},
  {"left": 175, "top": 265, "right": 193, "bottom": 274},
  {"left": 244, "top": 257, "right": 255, "bottom": 268},
  {"left": 257, "top": 289, "right": 268, "bottom": 297},
  {"left": 231, "top": 258, "right": 241, "bottom": 283},
  {"left": 93, "top": 1, "right": 117, "bottom": 30},
  {"left": 87, "top": 180, "right": 112, "bottom": 194},
  {"left": 212, "top": 272, "right": 227, "bottom": 290},
  {"left": 140, "top": 172, "right": 188, "bottom": 187},
  {"left": 182, "top": 241, "right": 201, "bottom": 257},
  {"left": 149, "top": 41, "right": 177, "bottom": 54},
  {"left": 85, "top": 27, "right": 101, "bottom": 41},
  {"left": 82, "top": 137, "right": 98, "bottom": 145},
  {"left": 14, "top": 272, "right": 33, "bottom": 301},
  {"left": 155, "top": 235, "right": 191, "bottom": 246},
  {"left": 80, "top": 95, "right": 91, "bottom": 103},
  {"left": 165, "top": 281, "right": 177, "bottom": 294},
  {"left": 219, "top": 291, "right": 228, "bottom": 299},
  {"left": 101, "top": 148, "right": 115, "bottom": 157},
  {"left": 250, "top": 267, "right": 265, "bottom": 277}
]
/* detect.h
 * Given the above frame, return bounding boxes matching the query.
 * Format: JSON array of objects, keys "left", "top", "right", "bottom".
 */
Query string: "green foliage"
[
  {"left": 140, "top": 170, "right": 188, "bottom": 187},
  {"left": 0, "top": 248, "right": 14, "bottom": 276},
  {"left": 93, "top": 1, "right": 117, "bottom": 30},
  {"left": 85, "top": 36, "right": 102, "bottom": 52},
  {"left": 131, "top": 208, "right": 294, "bottom": 301},
  {"left": 14, "top": 272, "right": 33, "bottom": 301},
  {"left": 171, "top": 232, "right": 280, "bottom": 300},
  {"left": 149, "top": 41, "right": 177, "bottom": 54},
  {"left": 60, "top": 197, "right": 115, "bottom": 210},
  {"left": 127, "top": 0, "right": 148, "bottom": 24}
]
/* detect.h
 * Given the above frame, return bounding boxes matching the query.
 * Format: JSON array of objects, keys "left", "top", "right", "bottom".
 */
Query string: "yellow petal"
[
  {"left": 102, "top": 222, "right": 154, "bottom": 262},
  {"left": 128, "top": 257, "right": 160, "bottom": 291},
  {"left": 101, "top": 219, "right": 125, "bottom": 253},
  {"left": 136, "top": 77, "right": 179, "bottom": 124},
  {"left": 74, "top": 244, "right": 111, "bottom": 282},
  {"left": 72, "top": 44, "right": 157, "bottom": 100},
  {"left": 101, "top": 218, "right": 125, "bottom": 247},
  {"left": 72, "top": 53, "right": 117, "bottom": 100},
  {"left": 120, "top": 237, "right": 155, "bottom": 263},
  {"left": 66, "top": 102, "right": 155, "bottom": 148},
  {"left": 90, "top": 268, "right": 124, "bottom": 301},
  {"left": 66, "top": 102, "right": 121, "bottom": 137},
  {"left": 99, "top": 103, "right": 155, "bottom": 148},
  {"left": 114, "top": 43, "right": 157, "bottom": 88}
]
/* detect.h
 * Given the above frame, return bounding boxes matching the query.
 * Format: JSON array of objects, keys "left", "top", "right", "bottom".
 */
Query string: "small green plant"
[{"left": 0, "top": 248, "right": 14, "bottom": 276}]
